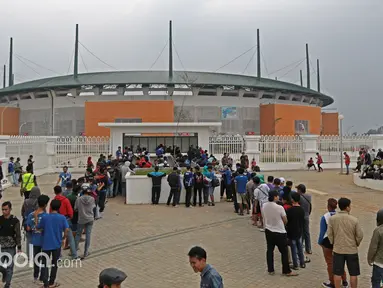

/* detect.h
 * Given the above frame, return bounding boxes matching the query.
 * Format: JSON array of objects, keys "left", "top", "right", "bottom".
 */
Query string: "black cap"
[
  {"left": 295, "top": 184, "right": 306, "bottom": 193},
  {"left": 99, "top": 268, "right": 127, "bottom": 286}
]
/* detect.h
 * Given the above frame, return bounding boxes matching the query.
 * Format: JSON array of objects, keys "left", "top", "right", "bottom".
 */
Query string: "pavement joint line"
[
  {"left": 13, "top": 216, "right": 244, "bottom": 279},
  {"left": 307, "top": 188, "right": 328, "bottom": 196}
]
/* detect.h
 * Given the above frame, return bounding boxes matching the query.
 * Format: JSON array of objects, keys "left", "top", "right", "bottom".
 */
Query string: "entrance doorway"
[{"left": 123, "top": 135, "right": 198, "bottom": 153}]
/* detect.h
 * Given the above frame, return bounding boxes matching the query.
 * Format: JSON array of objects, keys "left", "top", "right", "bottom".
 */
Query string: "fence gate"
[
  {"left": 5, "top": 136, "right": 49, "bottom": 171},
  {"left": 54, "top": 136, "right": 111, "bottom": 170},
  {"left": 259, "top": 135, "right": 303, "bottom": 164},
  {"left": 209, "top": 135, "right": 245, "bottom": 162},
  {"left": 318, "top": 135, "right": 373, "bottom": 163}
]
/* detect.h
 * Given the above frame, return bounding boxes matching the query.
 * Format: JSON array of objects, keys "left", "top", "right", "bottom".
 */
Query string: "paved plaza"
[{"left": 2, "top": 170, "right": 381, "bottom": 288}]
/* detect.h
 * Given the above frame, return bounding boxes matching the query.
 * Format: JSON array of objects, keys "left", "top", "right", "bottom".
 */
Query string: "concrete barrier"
[
  {"left": 125, "top": 174, "right": 221, "bottom": 205},
  {"left": 353, "top": 173, "right": 383, "bottom": 192}
]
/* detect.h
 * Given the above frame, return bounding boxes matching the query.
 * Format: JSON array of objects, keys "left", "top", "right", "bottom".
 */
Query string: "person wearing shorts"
[
  {"left": 328, "top": 198, "right": 363, "bottom": 288},
  {"left": 234, "top": 168, "right": 248, "bottom": 215}
]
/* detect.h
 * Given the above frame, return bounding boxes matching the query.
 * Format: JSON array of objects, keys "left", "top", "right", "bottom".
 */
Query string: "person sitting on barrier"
[
  {"left": 360, "top": 164, "right": 375, "bottom": 179},
  {"left": 307, "top": 158, "right": 316, "bottom": 170}
]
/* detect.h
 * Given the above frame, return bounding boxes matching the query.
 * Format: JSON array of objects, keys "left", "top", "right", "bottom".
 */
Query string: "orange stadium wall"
[
  {"left": 321, "top": 112, "right": 339, "bottom": 135},
  {"left": 0, "top": 107, "right": 20, "bottom": 135},
  {"left": 260, "top": 104, "right": 321, "bottom": 135},
  {"left": 85, "top": 101, "right": 174, "bottom": 137}
]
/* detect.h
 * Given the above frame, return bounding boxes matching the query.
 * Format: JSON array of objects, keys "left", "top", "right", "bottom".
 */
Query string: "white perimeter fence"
[{"left": 1, "top": 134, "right": 381, "bottom": 179}]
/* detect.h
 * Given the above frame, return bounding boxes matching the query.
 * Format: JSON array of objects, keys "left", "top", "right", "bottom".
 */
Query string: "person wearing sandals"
[
  {"left": 234, "top": 168, "right": 248, "bottom": 216},
  {"left": 318, "top": 198, "right": 349, "bottom": 288},
  {"left": 262, "top": 190, "right": 298, "bottom": 277}
]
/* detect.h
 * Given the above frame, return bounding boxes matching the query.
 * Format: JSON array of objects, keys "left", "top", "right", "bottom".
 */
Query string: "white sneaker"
[{"left": 259, "top": 228, "right": 265, "bottom": 232}]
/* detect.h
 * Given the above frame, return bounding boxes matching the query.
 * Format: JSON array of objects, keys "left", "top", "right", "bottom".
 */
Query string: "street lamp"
[
  {"left": 19, "top": 122, "right": 27, "bottom": 135},
  {"left": 1, "top": 102, "right": 19, "bottom": 135},
  {"left": 339, "top": 114, "right": 344, "bottom": 174}
]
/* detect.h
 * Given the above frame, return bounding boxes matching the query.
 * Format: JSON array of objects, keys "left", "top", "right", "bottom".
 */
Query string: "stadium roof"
[{"left": 0, "top": 70, "right": 333, "bottom": 106}]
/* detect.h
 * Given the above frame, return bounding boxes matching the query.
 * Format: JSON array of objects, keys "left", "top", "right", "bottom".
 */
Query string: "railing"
[
  {"left": 5, "top": 136, "right": 49, "bottom": 171},
  {"left": 54, "top": 136, "right": 111, "bottom": 169},
  {"left": 318, "top": 135, "right": 373, "bottom": 163},
  {"left": 209, "top": 135, "right": 245, "bottom": 162},
  {"left": 259, "top": 135, "right": 303, "bottom": 163}
]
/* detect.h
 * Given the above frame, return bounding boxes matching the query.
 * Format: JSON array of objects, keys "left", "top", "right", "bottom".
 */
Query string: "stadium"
[{"left": 0, "top": 23, "right": 336, "bottom": 140}]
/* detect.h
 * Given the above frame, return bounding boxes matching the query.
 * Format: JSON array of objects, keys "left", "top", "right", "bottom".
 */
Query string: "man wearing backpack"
[
  {"left": 193, "top": 167, "right": 204, "bottom": 207},
  {"left": 21, "top": 186, "right": 41, "bottom": 258},
  {"left": 26, "top": 194, "right": 50, "bottom": 284},
  {"left": 183, "top": 167, "right": 194, "bottom": 208},
  {"left": 51, "top": 186, "right": 77, "bottom": 259},
  {"left": 296, "top": 184, "right": 312, "bottom": 256}
]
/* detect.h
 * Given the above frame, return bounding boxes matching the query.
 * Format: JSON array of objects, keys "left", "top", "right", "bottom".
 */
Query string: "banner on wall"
[{"left": 221, "top": 107, "right": 238, "bottom": 119}]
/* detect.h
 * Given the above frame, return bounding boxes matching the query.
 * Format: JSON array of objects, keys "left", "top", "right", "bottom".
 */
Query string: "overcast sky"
[{"left": 0, "top": 0, "right": 382, "bottom": 133}]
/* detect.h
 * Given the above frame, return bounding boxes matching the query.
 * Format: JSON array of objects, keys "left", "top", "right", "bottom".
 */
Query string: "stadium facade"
[{"left": 0, "top": 23, "right": 335, "bottom": 137}]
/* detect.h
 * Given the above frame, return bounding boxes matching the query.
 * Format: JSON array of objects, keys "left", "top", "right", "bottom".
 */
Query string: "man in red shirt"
[
  {"left": 316, "top": 152, "right": 323, "bottom": 172},
  {"left": 344, "top": 152, "right": 351, "bottom": 175},
  {"left": 51, "top": 186, "right": 77, "bottom": 259}
]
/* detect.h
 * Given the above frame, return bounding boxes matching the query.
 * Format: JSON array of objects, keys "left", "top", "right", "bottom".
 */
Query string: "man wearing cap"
[
  {"left": 99, "top": 268, "right": 127, "bottom": 288},
  {"left": 296, "top": 184, "right": 312, "bottom": 255}
]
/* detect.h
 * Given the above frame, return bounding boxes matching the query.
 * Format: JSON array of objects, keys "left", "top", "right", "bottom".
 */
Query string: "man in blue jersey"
[
  {"left": 234, "top": 168, "right": 249, "bottom": 215},
  {"left": 56, "top": 166, "right": 71, "bottom": 188},
  {"left": 147, "top": 166, "right": 166, "bottom": 205},
  {"left": 183, "top": 167, "right": 194, "bottom": 208},
  {"left": 38, "top": 200, "right": 70, "bottom": 288},
  {"left": 26, "top": 195, "right": 50, "bottom": 284}
]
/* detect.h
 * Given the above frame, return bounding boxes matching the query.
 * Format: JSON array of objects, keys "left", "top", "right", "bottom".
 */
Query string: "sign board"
[{"left": 221, "top": 107, "right": 238, "bottom": 119}]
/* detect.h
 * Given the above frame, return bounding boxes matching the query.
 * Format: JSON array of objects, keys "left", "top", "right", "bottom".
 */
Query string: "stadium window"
[
  {"left": 295, "top": 120, "right": 309, "bottom": 135},
  {"left": 115, "top": 118, "right": 142, "bottom": 123}
]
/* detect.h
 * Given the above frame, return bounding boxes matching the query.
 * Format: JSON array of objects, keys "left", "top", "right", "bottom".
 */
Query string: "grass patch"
[{"left": 134, "top": 168, "right": 187, "bottom": 175}]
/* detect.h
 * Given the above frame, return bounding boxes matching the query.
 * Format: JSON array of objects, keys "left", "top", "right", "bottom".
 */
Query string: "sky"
[{"left": 0, "top": 0, "right": 382, "bottom": 133}]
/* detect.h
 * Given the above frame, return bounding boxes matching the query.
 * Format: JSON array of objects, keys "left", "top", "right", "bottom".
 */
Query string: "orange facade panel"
[
  {"left": 85, "top": 101, "right": 174, "bottom": 136},
  {"left": 0, "top": 107, "right": 20, "bottom": 135},
  {"left": 260, "top": 104, "right": 321, "bottom": 135},
  {"left": 321, "top": 112, "right": 339, "bottom": 135}
]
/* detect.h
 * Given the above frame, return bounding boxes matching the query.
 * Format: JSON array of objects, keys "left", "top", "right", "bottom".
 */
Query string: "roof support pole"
[
  {"left": 300, "top": 69, "right": 303, "bottom": 86},
  {"left": 169, "top": 20, "right": 173, "bottom": 80},
  {"left": 9, "top": 38, "right": 13, "bottom": 86},
  {"left": 74, "top": 24, "right": 79, "bottom": 79},
  {"left": 306, "top": 43, "right": 310, "bottom": 89},
  {"left": 3, "top": 65, "right": 5, "bottom": 88},
  {"left": 257, "top": 29, "right": 261, "bottom": 80},
  {"left": 317, "top": 59, "right": 320, "bottom": 93}
]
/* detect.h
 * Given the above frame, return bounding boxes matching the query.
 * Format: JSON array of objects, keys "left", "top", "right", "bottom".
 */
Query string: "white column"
[
  {"left": 46, "top": 136, "right": 58, "bottom": 173},
  {"left": 197, "top": 128, "right": 210, "bottom": 151},
  {"left": 301, "top": 135, "right": 319, "bottom": 167},
  {"left": 111, "top": 128, "right": 123, "bottom": 152},
  {"left": 0, "top": 136, "right": 10, "bottom": 188},
  {"left": 244, "top": 135, "right": 261, "bottom": 164},
  {"left": 370, "top": 135, "right": 383, "bottom": 150}
]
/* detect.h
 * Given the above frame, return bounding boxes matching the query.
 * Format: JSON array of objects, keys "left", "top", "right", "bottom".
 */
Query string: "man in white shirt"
[
  {"left": 253, "top": 178, "right": 270, "bottom": 232},
  {"left": 262, "top": 190, "right": 297, "bottom": 277}
]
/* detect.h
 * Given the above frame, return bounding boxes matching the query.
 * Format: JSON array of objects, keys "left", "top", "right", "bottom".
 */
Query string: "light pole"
[
  {"left": 19, "top": 122, "right": 27, "bottom": 135},
  {"left": 339, "top": 114, "right": 344, "bottom": 174},
  {"left": 346, "top": 125, "right": 354, "bottom": 135},
  {"left": 1, "top": 102, "right": 18, "bottom": 135}
]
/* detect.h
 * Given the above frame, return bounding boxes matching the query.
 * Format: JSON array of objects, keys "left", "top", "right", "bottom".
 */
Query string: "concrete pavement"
[{"left": 2, "top": 170, "right": 380, "bottom": 288}]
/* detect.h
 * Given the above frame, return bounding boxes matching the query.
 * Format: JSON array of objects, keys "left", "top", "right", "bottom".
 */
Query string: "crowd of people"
[
  {"left": 1, "top": 145, "right": 383, "bottom": 288},
  {"left": 355, "top": 148, "right": 383, "bottom": 181}
]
